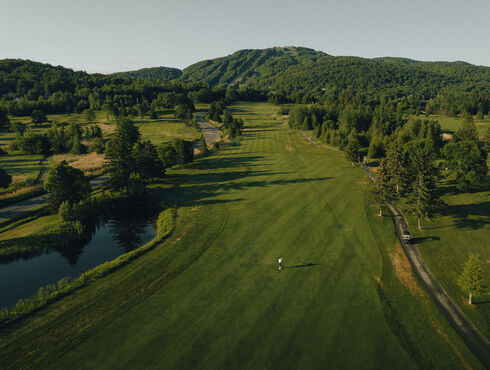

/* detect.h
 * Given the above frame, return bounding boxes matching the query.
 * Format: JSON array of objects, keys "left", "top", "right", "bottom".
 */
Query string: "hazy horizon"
[{"left": 1, "top": 0, "right": 489, "bottom": 73}]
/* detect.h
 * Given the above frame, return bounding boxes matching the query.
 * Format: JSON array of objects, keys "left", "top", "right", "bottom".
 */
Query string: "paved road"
[
  {"left": 0, "top": 175, "right": 108, "bottom": 222},
  {"left": 361, "top": 160, "right": 490, "bottom": 368},
  {"left": 195, "top": 112, "right": 219, "bottom": 145}
]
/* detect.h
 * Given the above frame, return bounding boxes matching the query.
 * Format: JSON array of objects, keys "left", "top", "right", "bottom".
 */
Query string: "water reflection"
[{"left": 0, "top": 204, "right": 157, "bottom": 308}]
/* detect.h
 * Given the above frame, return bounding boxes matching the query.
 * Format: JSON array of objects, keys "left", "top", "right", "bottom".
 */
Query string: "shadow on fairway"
[
  {"left": 153, "top": 151, "right": 334, "bottom": 208},
  {"left": 287, "top": 263, "right": 318, "bottom": 269}
]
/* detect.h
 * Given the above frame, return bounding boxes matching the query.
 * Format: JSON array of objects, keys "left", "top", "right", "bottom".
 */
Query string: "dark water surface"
[{"left": 0, "top": 213, "right": 156, "bottom": 308}]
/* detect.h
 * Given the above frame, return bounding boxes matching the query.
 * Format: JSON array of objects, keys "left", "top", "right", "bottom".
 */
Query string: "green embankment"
[{"left": 0, "top": 102, "right": 483, "bottom": 369}]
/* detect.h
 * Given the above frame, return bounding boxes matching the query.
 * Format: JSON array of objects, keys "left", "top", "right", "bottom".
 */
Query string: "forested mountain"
[
  {"left": 113, "top": 66, "right": 182, "bottom": 80},
  {"left": 1, "top": 47, "right": 489, "bottom": 118},
  {"left": 0, "top": 59, "right": 207, "bottom": 117},
  {"left": 181, "top": 47, "right": 489, "bottom": 112}
]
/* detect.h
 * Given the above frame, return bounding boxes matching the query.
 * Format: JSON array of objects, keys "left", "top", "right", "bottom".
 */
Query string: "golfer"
[{"left": 278, "top": 257, "right": 283, "bottom": 270}]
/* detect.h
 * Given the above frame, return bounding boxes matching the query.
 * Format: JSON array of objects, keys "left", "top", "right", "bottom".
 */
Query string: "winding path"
[{"left": 361, "top": 160, "right": 490, "bottom": 368}]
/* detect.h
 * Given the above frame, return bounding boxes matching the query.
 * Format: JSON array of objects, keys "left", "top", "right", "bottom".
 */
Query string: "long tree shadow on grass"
[
  {"left": 407, "top": 236, "right": 440, "bottom": 245},
  {"left": 440, "top": 201, "right": 490, "bottom": 230},
  {"left": 187, "top": 155, "right": 267, "bottom": 170},
  {"left": 153, "top": 152, "right": 334, "bottom": 208},
  {"left": 158, "top": 173, "right": 334, "bottom": 209}
]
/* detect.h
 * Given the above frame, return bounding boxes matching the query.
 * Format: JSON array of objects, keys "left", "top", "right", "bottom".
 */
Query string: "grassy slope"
[{"left": 0, "top": 103, "right": 481, "bottom": 369}]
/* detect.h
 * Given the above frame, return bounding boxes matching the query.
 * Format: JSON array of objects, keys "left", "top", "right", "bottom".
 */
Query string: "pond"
[{"left": 0, "top": 211, "right": 156, "bottom": 308}]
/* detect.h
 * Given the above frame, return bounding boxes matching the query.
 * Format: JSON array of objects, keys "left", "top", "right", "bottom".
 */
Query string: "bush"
[
  {"left": 31, "top": 109, "right": 47, "bottom": 124},
  {"left": 89, "top": 138, "right": 105, "bottom": 154},
  {"left": 17, "top": 133, "right": 51, "bottom": 155}
]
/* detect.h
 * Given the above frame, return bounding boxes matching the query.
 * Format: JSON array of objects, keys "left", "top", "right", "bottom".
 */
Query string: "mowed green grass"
[
  {"left": 0, "top": 154, "right": 44, "bottom": 187},
  {"left": 136, "top": 111, "right": 198, "bottom": 145},
  {"left": 408, "top": 178, "right": 490, "bottom": 339},
  {"left": 420, "top": 114, "right": 490, "bottom": 138},
  {"left": 0, "top": 103, "right": 482, "bottom": 369}
]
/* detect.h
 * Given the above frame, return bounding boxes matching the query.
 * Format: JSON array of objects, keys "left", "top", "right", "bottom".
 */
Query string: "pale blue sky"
[{"left": 1, "top": 0, "right": 489, "bottom": 73}]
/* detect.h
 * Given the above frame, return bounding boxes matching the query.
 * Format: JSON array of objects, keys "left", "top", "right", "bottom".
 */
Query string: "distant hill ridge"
[
  {"left": 114, "top": 66, "right": 182, "bottom": 80},
  {"left": 1, "top": 47, "right": 488, "bottom": 104}
]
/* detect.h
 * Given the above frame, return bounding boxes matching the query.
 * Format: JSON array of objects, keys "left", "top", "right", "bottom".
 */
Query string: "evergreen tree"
[
  {"left": 44, "top": 162, "right": 91, "bottom": 212},
  {"left": 47, "top": 123, "right": 68, "bottom": 154},
  {"left": 89, "top": 138, "right": 105, "bottom": 154},
  {"left": 84, "top": 108, "right": 96, "bottom": 123},
  {"left": 0, "top": 167, "right": 12, "bottom": 188},
  {"left": 385, "top": 141, "right": 405, "bottom": 194},
  {"left": 70, "top": 134, "right": 86, "bottom": 155},
  {"left": 370, "top": 160, "right": 395, "bottom": 216},
  {"left": 199, "top": 133, "right": 209, "bottom": 154},
  {"left": 406, "top": 147, "right": 444, "bottom": 230},
  {"left": 132, "top": 140, "right": 163, "bottom": 180},
  {"left": 0, "top": 107, "right": 9, "bottom": 128},
  {"left": 443, "top": 141, "right": 488, "bottom": 191},
  {"left": 344, "top": 131, "right": 361, "bottom": 164},
  {"left": 458, "top": 254, "right": 486, "bottom": 304},
  {"left": 104, "top": 118, "right": 140, "bottom": 191},
  {"left": 455, "top": 113, "right": 478, "bottom": 142},
  {"left": 31, "top": 109, "right": 47, "bottom": 124},
  {"left": 10, "top": 121, "right": 26, "bottom": 136}
]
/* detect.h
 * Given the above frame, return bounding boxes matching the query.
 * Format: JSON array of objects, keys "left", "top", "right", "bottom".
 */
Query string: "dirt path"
[
  {"left": 300, "top": 131, "right": 339, "bottom": 152},
  {"left": 361, "top": 159, "right": 490, "bottom": 368}
]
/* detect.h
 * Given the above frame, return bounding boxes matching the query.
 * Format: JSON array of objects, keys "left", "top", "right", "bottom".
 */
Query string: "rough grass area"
[
  {"left": 0, "top": 103, "right": 483, "bottom": 369},
  {"left": 50, "top": 152, "right": 105, "bottom": 174}
]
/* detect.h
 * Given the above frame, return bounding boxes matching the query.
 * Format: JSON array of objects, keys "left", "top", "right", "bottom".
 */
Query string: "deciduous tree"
[{"left": 458, "top": 254, "right": 486, "bottom": 304}]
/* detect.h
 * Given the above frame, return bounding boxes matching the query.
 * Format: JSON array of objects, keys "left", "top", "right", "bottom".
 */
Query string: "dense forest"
[
  {"left": 113, "top": 66, "right": 182, "bottom": 81},
  {"left": 181, "top": 47, "right": 489, "bottom": 115},
  {"left": 1, "top": 47, "right": 488, "bottom": 121},
  {"left": 0, "top": 59, "right": 226, "bottom": 119}
]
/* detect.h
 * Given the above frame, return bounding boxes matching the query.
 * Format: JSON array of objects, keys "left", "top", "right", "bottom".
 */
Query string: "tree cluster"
[{"left": 222, "top": 111, "right": 244, "bottom": 138}]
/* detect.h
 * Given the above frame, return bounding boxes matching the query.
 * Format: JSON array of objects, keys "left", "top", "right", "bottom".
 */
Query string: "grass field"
[
  {"left": 136, "top": 111, "right": 198, "bottom": 145},
  {"left": 0, "top": 154, "right": 44, "bottom": 188},
  {"left": 407, "top": 177, "right": 490, "bottom": 339},
  {"left": 418, "top": 114, "right": 490, "bottom": 138},
  {"left": 0, "top": 103, "right": 483, "bottom": 369},
  {"left": 0, "top": 109, "right": 195, "bottom": 193}
]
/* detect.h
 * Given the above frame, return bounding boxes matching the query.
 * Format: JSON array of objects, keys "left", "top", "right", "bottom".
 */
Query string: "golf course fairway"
[{"left": 0, "top": 103, "right": 482, "bottom": 369}]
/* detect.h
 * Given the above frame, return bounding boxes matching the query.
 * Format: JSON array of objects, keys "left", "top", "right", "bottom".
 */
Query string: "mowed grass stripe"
[
  {"left": 2, "top": 102, "right": 480, "bottom": 369},
  {"left": 49, "top": 103, "right": 413, "bottom": 369}
]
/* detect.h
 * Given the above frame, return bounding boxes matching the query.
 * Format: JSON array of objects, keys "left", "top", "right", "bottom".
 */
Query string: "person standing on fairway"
[{"left": 278, "top": 257, "right": 283, "bottom": 270}]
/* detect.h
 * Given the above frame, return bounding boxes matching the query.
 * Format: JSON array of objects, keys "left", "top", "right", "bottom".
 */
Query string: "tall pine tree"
[{"left": 406, "top": 147, "right": 444, "bottom": 230}]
